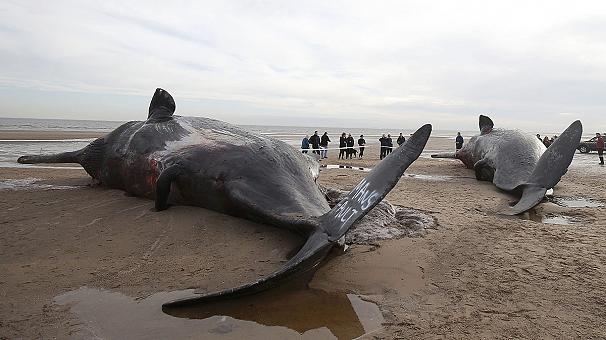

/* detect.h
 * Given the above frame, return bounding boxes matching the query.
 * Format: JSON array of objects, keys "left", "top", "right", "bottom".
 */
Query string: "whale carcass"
[
  {"left": 432, "top": 115, "right": 582, "bottom": 214},
  {"left": 18, "top": 88, "right": 433, "bottom": 306}
]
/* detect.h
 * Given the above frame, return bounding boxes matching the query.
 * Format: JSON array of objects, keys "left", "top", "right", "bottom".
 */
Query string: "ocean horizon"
[{"left": 0, "top": 116, "right": 597, "bottom": 169}]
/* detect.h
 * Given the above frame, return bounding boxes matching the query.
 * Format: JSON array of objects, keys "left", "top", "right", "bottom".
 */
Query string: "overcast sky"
[{"left": 0, "top": 0, "right": 605, "bottom": 132}]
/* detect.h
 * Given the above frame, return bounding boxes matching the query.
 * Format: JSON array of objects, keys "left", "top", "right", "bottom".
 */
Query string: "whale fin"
[
  {"left": 161, "top": 124, "right": 432, "bottom": 307},
  {"left": 502, "top": 120, "right": 582, "bottom": 215},
  {"left": 154, "top": 165, "right": 184, "bottom": 211},
  {"left": 473, "top": 158, "right": 495, "bottom": 181},
  {"left": 479, "top": 115, "right": 494, "bottom": 135},
  {"left": 147, "top": 88, "right": 176, "bottom": 123}
]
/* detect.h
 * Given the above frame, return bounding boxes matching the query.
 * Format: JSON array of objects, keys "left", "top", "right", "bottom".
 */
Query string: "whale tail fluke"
[
  {"left": 503, "top": 120, "right": 583, "bottom": 215},
  {"left": 162, "top": 124, "right": 432, "bottom": 308}
]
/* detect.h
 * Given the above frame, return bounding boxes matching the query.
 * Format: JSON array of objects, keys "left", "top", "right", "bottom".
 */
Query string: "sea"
[{"left": 0, "top": 117, "right": 600, "bottom": 170}]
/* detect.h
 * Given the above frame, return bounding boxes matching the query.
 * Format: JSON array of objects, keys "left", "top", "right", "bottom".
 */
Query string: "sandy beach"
[{"left": 1, "top": 130, "right": 605, "bottom": 339}]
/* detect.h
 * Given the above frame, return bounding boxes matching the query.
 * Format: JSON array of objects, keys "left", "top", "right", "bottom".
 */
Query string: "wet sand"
[{"left": 1, "top": 132, "right": 605, "bottom": 339}]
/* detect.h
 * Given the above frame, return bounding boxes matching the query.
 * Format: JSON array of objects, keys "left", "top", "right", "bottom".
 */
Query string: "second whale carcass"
[{"left": 432, "top": 115, "right": 582, "bottom": 214}]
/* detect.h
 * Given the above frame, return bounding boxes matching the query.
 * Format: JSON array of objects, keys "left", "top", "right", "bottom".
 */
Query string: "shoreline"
[{"left": 0, "top": 129, "right": 106, "bottom": 140}]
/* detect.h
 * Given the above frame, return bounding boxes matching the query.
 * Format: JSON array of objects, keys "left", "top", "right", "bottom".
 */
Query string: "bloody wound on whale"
[{"left": 18, "top": 88, "right": 432, "bottom": 306}]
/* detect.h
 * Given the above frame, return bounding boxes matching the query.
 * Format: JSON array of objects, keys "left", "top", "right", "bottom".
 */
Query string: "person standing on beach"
[
  {"left": 309, "top": 131, "right": 320, "bottom": 155},
  {"left": 596, "top": 132, "right": 604, "bottom": 165},
  {"left": 320, "top": 132, "right": 331, "bottom": 159},
  {"left": 339, "top": 132, "right": 347, "bottom": 159},
  {"left": 386, "top": 134, "right": 393, "bottom": 156},
  {"left": 456, "top": 132, "right": 464, "bottom": 150},
  {"left": 397, "top": 133, "right": 406, "bottom": 146},
  {"left": 358, "top": 135, "right": 366, "bottom": 159},
  {"left": 346, "top": 133, "right": 355, "bottom": 159},
  {"left": 379, "top": 134, "right": 388, "bottom": 160},
  {"left": 301, "top": 135, "right": 310, "bottom": 153}
]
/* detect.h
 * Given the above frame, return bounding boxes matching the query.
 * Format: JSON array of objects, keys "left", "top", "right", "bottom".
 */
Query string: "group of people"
[
  {"left": 378, "top": 133, "right": 406, "bottom": 159},
  {"left": 301, "top": 131, "right": 331, "bottom": 158},
  {"left": 536, "top": 134, "right": 558, "bottom": 148},
  {"left": 338, "top": 133, "right": 363, "bottom": 159},
  {"left": 301, "top": 131, "right": 408, "bottom": 160}
]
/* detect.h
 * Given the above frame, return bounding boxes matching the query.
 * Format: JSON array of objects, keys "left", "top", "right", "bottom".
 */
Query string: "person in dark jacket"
[
  {"left": 379, "top": 134, "right": 388, "bottom": 160},
  {"left": 542, "top": 136, "right": 551, "bottom": 148},
  {"left": 346, "top": 133, "right": 355, "bottom": 159},
  {"left": 358, "top": 135, "right": 366, "bottom": 159},
  {"left": 455, "top": 132, "right": 464, "bottom": 150},
  {"left": 338, "top": 132, "right": 347, "bottom": 159},
  {"left": 386, "top": 134, "right": 393, "bottom": 156},
  {"left": 397, "top": 132, "right": 406, "bottom": 146},
  {"left": 597, "top": 132, "right": 604, "bottom": 165},
  {"left": 309, "top": 131, "right": 321, "bottom": 155},
  {"left": 320, "top": 132, "right": 331, "bottom": 159},
  {"left": 301, "top": 135, "right": 310, "bottom": 153}
]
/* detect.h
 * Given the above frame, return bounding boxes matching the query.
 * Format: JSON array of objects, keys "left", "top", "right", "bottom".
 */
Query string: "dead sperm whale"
[
  {"left": 432, "top": 115, "right": 582, "bottom": 215},
  {"left": 18, "top": 88, "right": 432, "bottom": 306}
]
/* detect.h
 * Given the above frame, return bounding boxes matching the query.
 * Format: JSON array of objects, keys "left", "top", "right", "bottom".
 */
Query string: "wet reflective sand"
[
  {"left": 519, "top": 209, "right": 577, "bottom": 225},
  {"left": 55, "top": 283, "right": 383, "bottom": 340},
  {"left": 550, "top": 196, "right": 604, "bottom": 208},
  {"left": 320, "top": 164, "right": 456, "bottom": 181}
]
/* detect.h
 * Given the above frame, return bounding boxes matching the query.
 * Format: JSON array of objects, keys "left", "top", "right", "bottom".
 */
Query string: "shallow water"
[
  {"left": 550, "top": 196, "right": 604, "bottom": 208},
  {"left": 320, "top": 164, "right": 454, "bottom": 181},
  {"left": 519, "top": 210, "right": 576, "bottom": 225},
  {"left": 55, "top": 285, "right": 383, "bottom": 340}
]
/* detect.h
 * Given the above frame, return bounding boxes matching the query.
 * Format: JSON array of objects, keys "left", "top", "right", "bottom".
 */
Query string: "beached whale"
[
  {"left": 18, "top": 88, "right": 432, "bottom": 306},
  {"left": 431, "top": 115, "right": 582, "bottom": 215}
]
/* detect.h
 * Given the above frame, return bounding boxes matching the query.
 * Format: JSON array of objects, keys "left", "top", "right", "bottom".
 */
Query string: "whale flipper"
[
  {"left": 162, "top": 124, "right": 432, "bottom": 307},
  {"left": 503, "top": 120, "right": 582, "bottom": 215},
  {"left": 155, "top": 165, "right": 184, "bottom": 211}
]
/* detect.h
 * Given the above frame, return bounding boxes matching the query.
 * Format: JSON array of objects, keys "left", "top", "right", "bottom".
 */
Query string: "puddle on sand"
[
  {"left": 519, "top": 210, "right": 576, "bottom": 225},
  {"left": 403, "top": 173, "right": 453, "bottom": 181},
  {"left": 55, "top": 284, "right": 383, "bottom": 340},
  {"left": 320, "top": 164, "right": 453, "bottom": 181},
  {"left": 549, "top": 196, "right": 604, "bottom": 208}
]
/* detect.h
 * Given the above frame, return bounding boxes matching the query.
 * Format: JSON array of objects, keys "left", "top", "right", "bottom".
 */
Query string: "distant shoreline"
[{"left": 0, "top": 130, "right": 104, "bottom": 140}]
